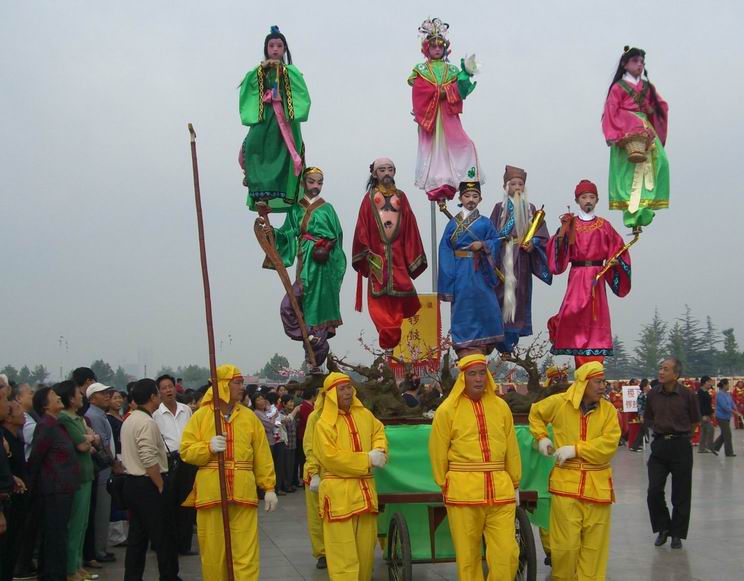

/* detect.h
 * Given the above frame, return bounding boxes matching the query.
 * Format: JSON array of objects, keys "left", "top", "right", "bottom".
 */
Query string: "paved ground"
[{"left": 96, "top": 430, "right": 744, "bottom": 580}]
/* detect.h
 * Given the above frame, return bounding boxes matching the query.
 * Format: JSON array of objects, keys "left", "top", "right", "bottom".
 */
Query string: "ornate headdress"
[
  {"left": 503, "top": 165, "right": 527, "bottom": 186},
  {"left": 303, "top": 166, "right": 323, "bottom": 178},
  {"left": 458, "top": 181, "right": 481, "bottom": 195},
  {"left": 419, "top": 18, "right": 451, "bottom": 58}
]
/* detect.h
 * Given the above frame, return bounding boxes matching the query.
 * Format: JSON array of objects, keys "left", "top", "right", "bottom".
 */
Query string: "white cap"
[{"left": 86, "top": 382, "right": 113, "bottom": 399}]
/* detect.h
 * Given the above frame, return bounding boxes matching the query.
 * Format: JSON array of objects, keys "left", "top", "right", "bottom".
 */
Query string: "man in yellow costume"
[
  {"left": 529, "top": 361, "right": 620, "bottom": 581},
  {"left": 180, "top": 364, "right": 278, "bottom": 580},
  {"left": 314, "top": 372, "right": 388, "bottom": 580},
  {"left": 302, "top": 387, "right": 326, "bottom": 569},
  {"left": 429, "top": 353, "right": 522, "bottom": 581}
]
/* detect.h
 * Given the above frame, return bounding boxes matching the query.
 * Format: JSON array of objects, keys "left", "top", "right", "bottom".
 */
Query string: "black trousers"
[
  {"left": 631, "top": 423, "right": 648, "bottom": 449},
  {"left": 83, "top": 472, "right": 97, "bottom": 561},
  {"left": 13, "top": 494, "right": 40, "bottom": 575},
  {"left": 38, "top": 492, "right": 74, "bottom": 581},
  {"left": 0, "top": 492, "right": 32, "bottom": 581},
  {"left": 283, "top": 448, "right": 296, "bottom": 490},
  {"left": 295, "top": 442, "right": 305, "bottom": 486},
  {"left": 176, "top": 506, "right": 195, "bottom": 554},
  {"left": 272, "top": 442, "right": 287, "bottom": 491},
  {"left": 647, "top": 437, "right": 693, "bottom": 539},
  {"left": 123, "top": 476, "right": 180, "bottom": 581},
  {"left": 713, "top": 419, "right": 735, "bottom": 456}
]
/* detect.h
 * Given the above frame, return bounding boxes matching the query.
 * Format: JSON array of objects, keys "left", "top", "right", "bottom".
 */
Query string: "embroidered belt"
[
  {"left": 449, "top": 461, "right": 505, "bottom": 472},
  {"left": 204, "top": 460, "right": 253, "bottom": 470},
  {"left": 559, "top": 460, "right": 610, "bottom": 471},
  {"left": 571, "top": 260, "right": 604, "bottom": 267},
  {"left": 454, "top": 250, "right": 474, "bottom": 258},
  {"left": 322, "top": 473, "right": 374, "bottom": 480}
]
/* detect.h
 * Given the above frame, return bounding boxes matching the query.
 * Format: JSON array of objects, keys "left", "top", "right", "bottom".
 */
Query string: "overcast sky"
[{"left": 1, "top": 1, "right": 742, "bottom": 379}]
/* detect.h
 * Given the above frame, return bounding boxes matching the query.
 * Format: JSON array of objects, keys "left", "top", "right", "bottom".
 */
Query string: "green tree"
[
  {"left": 90, "top": 360, "right": 115, "bottom": 384},
  {"left": 633, "top": 308, "right": 667, "bottom": 376},
  {"left": 0, "top": 365, "right": 18, "bottom": 383},
  {"left": 258, "top": 354, "right": 290, "bottom": 381},
  {"left": 156, "top": 366, "right": 176, "bottom": 378},
  {"left": 176, "top": 365, "right": 211, "bottom": 388},
  {"left": 677, "top": 305, "right": 704, "bottom": 375},
  {"left": 698, "top": 316, "right": 720, "bottom": 373},
  {"left": 112, "top": 366, "right": 133, "bottom": 389},
  {"left": 666, "top": 322, "right": 687, "bottom": 372},
  {"left": 17, "top": 365, "right": 32, "bottom": 384},
  {"left": 605, "top": 335, "right": 635, "bottom": 379},
  {"left": 719, "top": 328, "right": 742, "bottom": 375},
  {"left": 30, "top": 364, "right": 50, "bottom": 384}
]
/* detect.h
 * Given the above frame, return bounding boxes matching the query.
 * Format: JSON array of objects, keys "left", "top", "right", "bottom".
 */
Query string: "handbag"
[
  {"left": 106, "top": 473, "right": 128, "bottom": 510},
  {"left": 92, "top": 447, "right": 114, "bottom": 471}
]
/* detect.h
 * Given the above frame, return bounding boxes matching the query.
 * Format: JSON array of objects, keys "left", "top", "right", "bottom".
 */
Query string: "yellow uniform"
[
  {"left": 529, "top": 362, "right": 620, "bottom": 581},
  {"left": 314, "top": 373, "right": 388, "bottom": 581},
  {"left": 302, "top": 405, "right": 325, "bottom": 559},
  {"left": 429, "top": 353, "right": 522, "bottom": 581},
  {"left": 180, "top": 365, "right": 276, "bottom": 581}
]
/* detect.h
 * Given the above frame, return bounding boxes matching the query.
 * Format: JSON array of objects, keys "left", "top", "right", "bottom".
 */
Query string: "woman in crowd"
[
  {"left": 252, "top": 393, "right": 285, "bottom": 495},
  {"left": 27, "top": 386, "right": 81, "bottom": 581},
  {"left": 279, "top": 394, "right": 301, "bottom": 493},
  {"left": 54, "top": 381, "right": 98, "bottom": 581}
]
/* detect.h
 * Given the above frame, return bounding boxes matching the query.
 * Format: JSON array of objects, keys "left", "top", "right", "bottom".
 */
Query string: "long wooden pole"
[{"left": 188, "top": 123, "right": 235, "bottom": 581}]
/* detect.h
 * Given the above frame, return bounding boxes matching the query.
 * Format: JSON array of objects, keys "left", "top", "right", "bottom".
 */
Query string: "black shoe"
[
  {"left": 13, "top": 570, "right": 37, "bottom": 581},
  {"left": 671, "top": 537, "right": 682, "bottom": 549},
  {"left": 84, "top": 560, "right": 104, "bottom": 569},
  {"left": 544, "top": 556, "right": 552, "bottom": 567},
  {"left": 276, "top": 489, "right": 287, "bottom": 496},
  {"left": 630, "top": 447, "right": 642, "bottom": 452},
  {"left": 654, "top": 530, "right": 669, "bottom": 546},
  {"left": 711, "top": 448, "right": 719, "bottom": 456},
  {"left": 316, "top": 556, "right": 327, "bottom": 569},
  {"left": 179, "top": 550, "right": 199, "bottom": 556},
  {"left": 96, "top": 553, "right": 116, "bottom": 563},
  {"left": 726, "top": 454, "right": 737, "bottom": 457},
  {"left": 698, "top": 449, "right": 710, "bottom": 454}
]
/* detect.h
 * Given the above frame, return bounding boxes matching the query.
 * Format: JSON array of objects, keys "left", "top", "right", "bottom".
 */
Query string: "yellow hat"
[
  {"left": 563, "top": 361, "right": 605, "bottom": 409},
  {"left": 445, "top": 353, "right": 497, "bottom": 403},
  {"left": 319, "top": 372, "right": 363, "bottom": 426},
  {"left": 200, "top": 364, "right": 243, "bottom": 407}
]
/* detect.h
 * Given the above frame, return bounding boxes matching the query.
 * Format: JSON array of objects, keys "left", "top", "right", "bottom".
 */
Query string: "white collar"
[
  {"left": 459, "top": 208, "right": 475, "bottom": 219},
  {"left": 622, "top": 72, "right": 642, "bottom": 85},
  {"left": 577, "top": 209, "right": 596, "bottom": 221},
  {"left": 304, "top": 195, "right": 321, "bottom": 206},
  {"left": 156, "top": 402, "right": 186, "bottom": 417}
]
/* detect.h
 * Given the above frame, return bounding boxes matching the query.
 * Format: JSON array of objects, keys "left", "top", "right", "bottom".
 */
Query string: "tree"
[
  {"left": 258, "top": 354, "right": 291, "bottom": 381},
  {"left": 719, "top": 328, "right": 743, "bottom": 375},
  {"left": 30, "top": 364, "right": 50, "bottom": 384},
  {"left": 605, "top": 335, "right": 635, "bottom": 379},
  {"left": 112, "top": 366, "right": 133, "bottom": 389},
  {"left": 156, "top": 366, "right": 176, "bottom": 379},
  {"left": 666, "top": 322, "right": 687, "bottom": 372},
  {"left": 90, "top": 360, "right": 115, "bottom": 385},
  {"left": 176, "top": 365, "right": 211, "bottom": 388},
  {"left": 698, "top": 316, "right": 720, "bottom": 374},
  {"left": 633, "top": 308, "right": 667, "bottom": 376},
  {"left": 0, "top": 365, "right": 18, "bottom": 383},
  {"left": 17, "top": 365, "right": 32, "bottom": 384},
  {"left": 677, "top": 305, "right": 704, "bottom": 376}
]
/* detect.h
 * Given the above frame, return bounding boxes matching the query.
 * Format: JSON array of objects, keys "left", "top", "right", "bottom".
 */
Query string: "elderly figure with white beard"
[{"left": 489, "top": 165, "right": 552, "bottom": 356}]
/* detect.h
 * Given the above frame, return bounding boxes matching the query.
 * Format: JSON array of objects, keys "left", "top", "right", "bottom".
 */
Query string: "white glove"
[
  {"left": 538, "top": 438, "right": 554, "bottom": 457},
  {"left": 368, "top": 448, "right": 387, "bottom": 468},
  {"left": 309, "top": 474, "right": 321, "bottom": 492},
  {"left": 264, "top": 490, "right": 278, "bottom": 512},
  {"left": 209, "top": 435, "right": 227, "bottom": 453},
  {"left": 515, "top": 488, "right": 520, "bottom": 507},
  {"left": 554, "top": 445, "right": 576, "bottom": 466}
]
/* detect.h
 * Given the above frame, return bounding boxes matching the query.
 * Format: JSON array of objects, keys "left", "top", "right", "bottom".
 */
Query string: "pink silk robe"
[
  {"left": 547, "top": 216, "right": 631, "bottom": 356},
  {"left": 602, "top": 80, "right": 669, "bottom": 146}
]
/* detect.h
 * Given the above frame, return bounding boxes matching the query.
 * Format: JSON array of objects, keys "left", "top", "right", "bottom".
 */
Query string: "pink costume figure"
[
  {"left": 547, "top": 180, "right": 632, "bottom": 369},
  {"left": 409, "top": 18, "right": 483, "bottom": 202}
]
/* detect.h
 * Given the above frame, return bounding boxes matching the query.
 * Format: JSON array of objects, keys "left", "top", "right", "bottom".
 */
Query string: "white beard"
[
  {"left": 498, "top": 190, "right": 532, "bottom": 239},
  {"left": 503, "top": 239, "right": 517, "bottom": 324}
]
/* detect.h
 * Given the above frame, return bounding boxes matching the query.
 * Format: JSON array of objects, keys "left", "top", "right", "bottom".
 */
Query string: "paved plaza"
[{"left": 100, "top": 431, "right": 744, "bottom": 580}]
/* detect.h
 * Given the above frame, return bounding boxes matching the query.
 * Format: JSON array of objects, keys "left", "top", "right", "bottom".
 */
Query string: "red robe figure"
[
  {"left": 547, "top": 180, "right": 631, "bottom": 368},
  {"left": 352, "top": 158, "right": 427, "bottom": 349},
  {"left": 733, "top": 381, "right": 744, "bottom": 429}
]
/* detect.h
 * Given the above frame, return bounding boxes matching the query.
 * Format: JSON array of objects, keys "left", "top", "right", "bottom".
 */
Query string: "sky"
[{"left": 1, "top": 1, "right": 742, "bottom": 380}]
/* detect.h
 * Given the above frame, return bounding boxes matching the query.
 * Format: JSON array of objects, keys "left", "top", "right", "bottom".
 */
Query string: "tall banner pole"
[
  {"left": 187, "top": 124, "right": 235, "bottom": 581},
  {"left": 430, "top": 200, "right": 438, "bottom": 291}
]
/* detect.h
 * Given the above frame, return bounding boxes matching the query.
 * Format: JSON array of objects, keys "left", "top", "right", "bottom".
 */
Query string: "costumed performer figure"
[
  {"left": 258, "top": 166, "right": 346, "bottom": 368},
  {"left": 733, "top": 381, "right": 744, "bottom": 429},
  {"left": 301, "top": 388, "right": 326, "bottom": 569},
  {"left": 429, "top": 353, "right": 522, "bottom": 580},
  {"left": 314, "top": 373, "right": 388, "bottom": 581},
  {"left": 180, "top": 365, "right": 278, "bottom": 581},
  {"left": 547, "top": 180, "right": 631, "bottom": 368},
  {"left": 438, "top": 181, "right": 504, "bottom": 355},
  {"left": 529, "top": 361, "right": 621, "bottom": 581},
  {"left": 352, "top": 158, "right": 427, "bottom": 350},
  {"left": 409, "top": 17, "right": 483, "bottom": 202},
  {"left": 239, "top": 26, "right": 310, "bottom": 213},
  {"left": 489, "top": 165, "right": 552, "bottom": 355},
  {"left": 602, "top": 46, "right": 669, "bottom": 229}
]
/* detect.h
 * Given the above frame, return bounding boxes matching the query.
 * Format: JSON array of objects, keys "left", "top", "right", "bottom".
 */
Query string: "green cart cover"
[{"left": 375, "top": 423, "right": 553, "bottom": 561}]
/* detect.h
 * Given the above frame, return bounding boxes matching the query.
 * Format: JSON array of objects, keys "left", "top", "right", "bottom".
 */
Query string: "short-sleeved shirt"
[
  {"left": 645, "top": 383, "right": 701, "bottom": 435},
  {"left": 58, "top": 410, "right": 95, "bottom": 482}
]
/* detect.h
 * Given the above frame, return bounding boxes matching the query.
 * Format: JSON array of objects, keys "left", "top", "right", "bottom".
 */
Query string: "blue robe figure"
[{"left": 439, "top": 208, "right": 504, "bottom": 353}]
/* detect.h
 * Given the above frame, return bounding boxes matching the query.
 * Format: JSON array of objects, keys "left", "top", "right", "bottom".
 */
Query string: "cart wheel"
[
  {"left": 387, "top": 512, "right": 412, "bottom": 581},
  {"left": 514, "top": 506, "right": 537, "bottom": 581}
]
